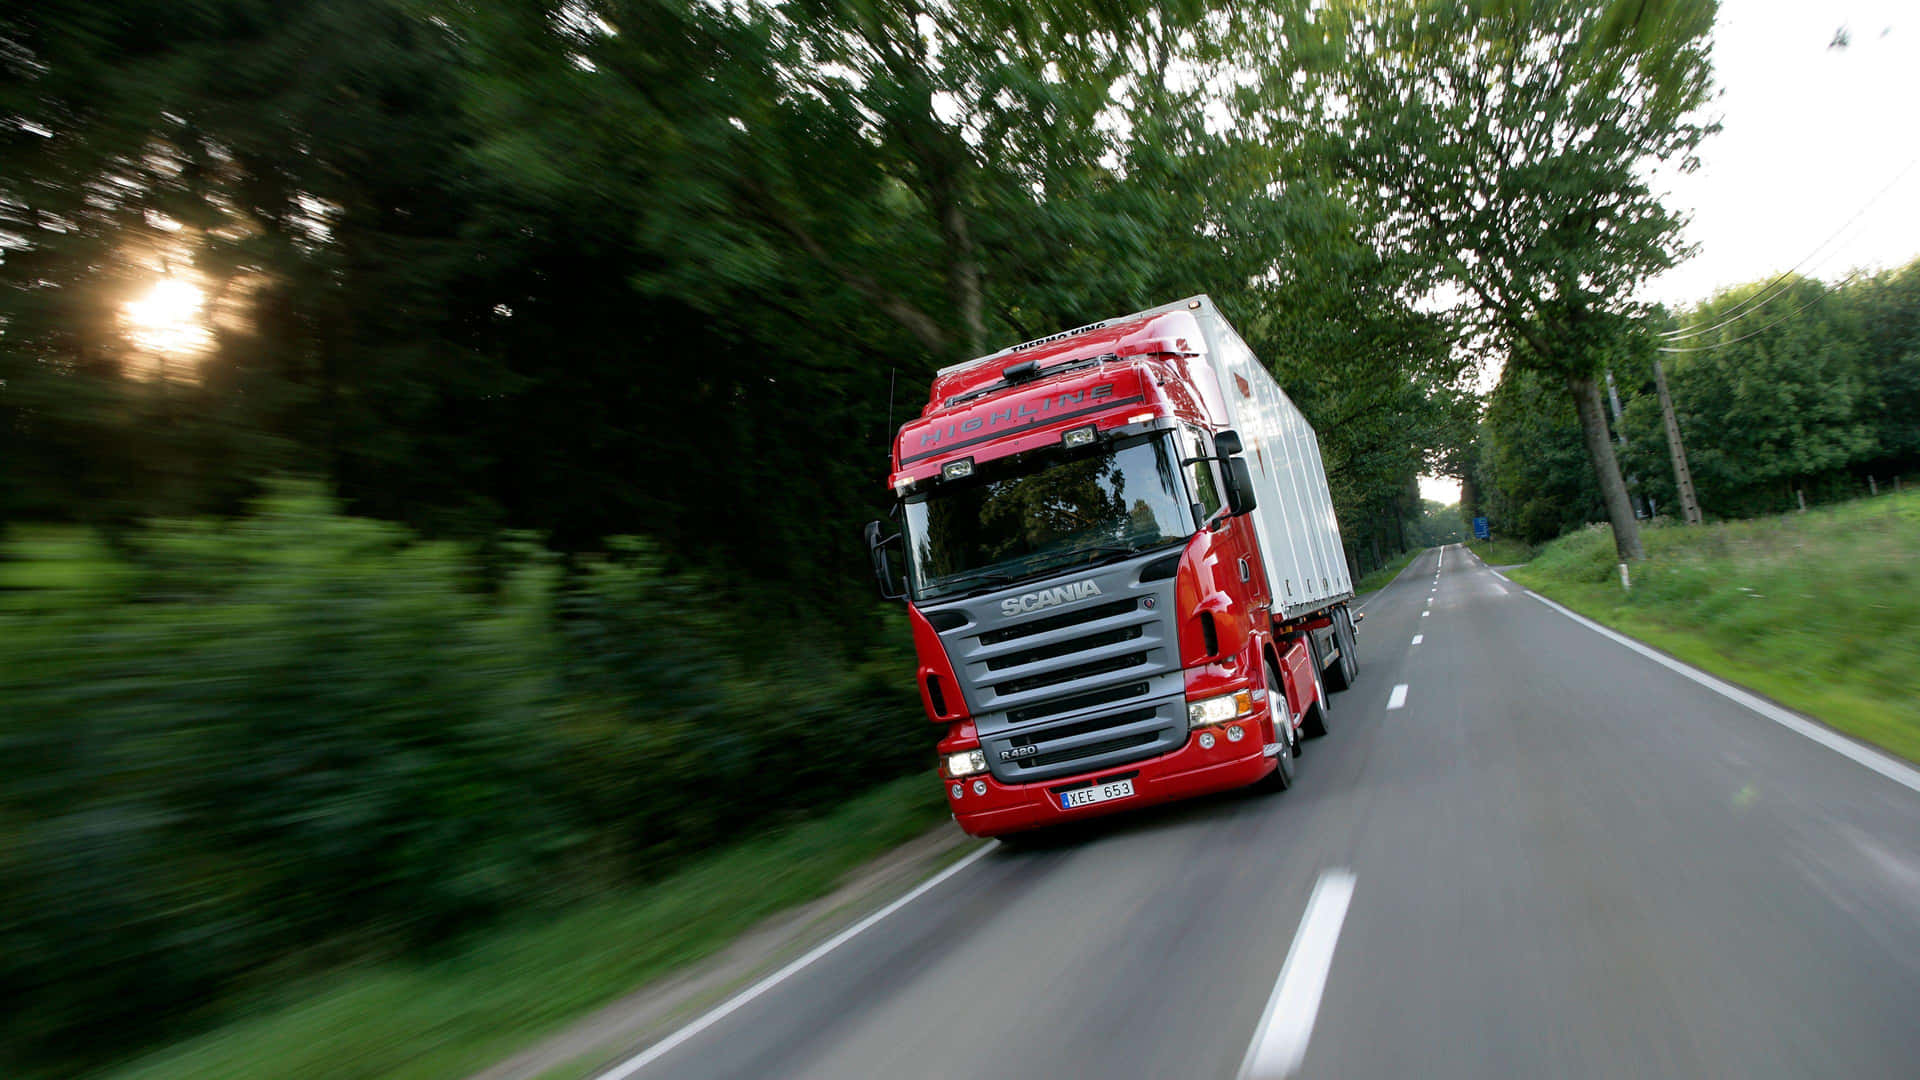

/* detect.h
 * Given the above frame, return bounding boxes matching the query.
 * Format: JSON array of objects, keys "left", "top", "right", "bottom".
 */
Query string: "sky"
[{"left": 1419, "top": 0, "right": 1920, "bottom": 507}]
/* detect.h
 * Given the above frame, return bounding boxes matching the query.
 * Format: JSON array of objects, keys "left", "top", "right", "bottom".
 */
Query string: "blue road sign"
[{"left": 1473, "top": 516, "right": 1490, "bottom": 540}]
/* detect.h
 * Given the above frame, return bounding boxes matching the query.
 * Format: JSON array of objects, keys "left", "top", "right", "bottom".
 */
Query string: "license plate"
[{"left": 1059, "top": 778, "right": 1135, "bottom": 810}]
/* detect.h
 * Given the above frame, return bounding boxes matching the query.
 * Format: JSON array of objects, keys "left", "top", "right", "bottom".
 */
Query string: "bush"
[{"left": 0, "top": 483, "right": 925, "bottom": 1073}]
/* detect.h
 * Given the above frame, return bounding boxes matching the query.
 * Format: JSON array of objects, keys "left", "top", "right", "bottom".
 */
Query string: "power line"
[
  {"left": 1655, "top": 270, "right": 1861, "bottom": 353},
  {"left": 1660, "top": 155, "right": 1918, "bottom": 340}
]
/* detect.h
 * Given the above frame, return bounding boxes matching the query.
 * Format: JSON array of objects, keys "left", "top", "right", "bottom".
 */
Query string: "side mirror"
[
  {"left": 863, "top": 521, "right": 906, "bottom": 600},
  {"left": 1224, "top": 457, "right": 1258, "bottom": 516},
  {"left": 1213, "top": 430, "right": 1243, "bottom": 457}
]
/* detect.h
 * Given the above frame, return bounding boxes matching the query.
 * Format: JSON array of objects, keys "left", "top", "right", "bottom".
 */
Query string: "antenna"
[{"left": 886, "top": 367, "right": 898, "bottom": 439}]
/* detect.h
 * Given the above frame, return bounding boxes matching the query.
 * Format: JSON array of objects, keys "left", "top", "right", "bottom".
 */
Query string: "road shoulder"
[{"left": 470, "top": 823, "right": 984, "bottom": 1080}]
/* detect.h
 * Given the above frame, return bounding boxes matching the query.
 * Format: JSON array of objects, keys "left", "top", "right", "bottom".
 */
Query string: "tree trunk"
[{"left": 1566, "top": 372, "right": 1646, "bottom": 561}]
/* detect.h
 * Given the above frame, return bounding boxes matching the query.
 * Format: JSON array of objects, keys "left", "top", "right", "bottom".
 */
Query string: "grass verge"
[
  {"left": 1353, "top": 549, "right": 1421, "bottom": 595},
  {"left": 1508, "top": 494, "right": 1920, "bottom": 764},
  {"left": 100, "top": 776, "right": 951, "bottom": 1080},
  {"left": 1462, "top": 536, "right": 1533, "bottom": 567}
]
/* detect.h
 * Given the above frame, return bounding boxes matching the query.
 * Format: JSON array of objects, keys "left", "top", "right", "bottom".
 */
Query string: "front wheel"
[{"left": 1254, "top": 661, "right": 1296, "bottom": 792}]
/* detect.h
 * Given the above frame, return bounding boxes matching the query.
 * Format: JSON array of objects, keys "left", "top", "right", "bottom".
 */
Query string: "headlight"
[
  {"left": 944, "top": 749, "right": 987, "bottom": 778},
  {"left": 1188, "top": 690, "right": 1254, "bottom": 729}
]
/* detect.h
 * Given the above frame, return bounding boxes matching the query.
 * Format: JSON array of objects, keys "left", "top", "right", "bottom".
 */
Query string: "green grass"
[
  {"left": 98, "top": 776, "right": 954, "bottom": 1080},
  {"left": 1462, "top": 536, "right": 1533, "bottom": 566},
  {"left": 1509, "top": 493, "right": 1920, "bottom": 764},
  {"left": 1354, "top": 549, "right": 1421, "bottom": 595}
]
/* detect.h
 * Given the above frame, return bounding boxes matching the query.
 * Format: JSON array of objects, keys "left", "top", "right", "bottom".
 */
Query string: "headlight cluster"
[
  {"left": 1187, "top": 689, "right": 1254, "bottom": 729},
  {"left": 943, "top": 748, "right": 987, "bottom": 778}
]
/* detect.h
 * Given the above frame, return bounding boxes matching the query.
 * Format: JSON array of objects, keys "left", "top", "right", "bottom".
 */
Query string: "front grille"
[
  {"left": 992, "top": 651, "right": 1149, "bottom": 697},
  {"left": 985, "top": 624, "right": 1143, "bottom": 670},
  {"left": 977, "top": 599, "right": 1137, "bottom": 646},
  {"left": 933, "top": 559, "right": 1185, "bottom": 783},
  {"left": 1017, "top": 732, "right": 1158, "bottom": 770},
  {"left": 1006, "top": 707, "right": 1157, "bottom": 748},
  {"left": 1007, "top": 681, "right": 1150, "bottom": 724}
]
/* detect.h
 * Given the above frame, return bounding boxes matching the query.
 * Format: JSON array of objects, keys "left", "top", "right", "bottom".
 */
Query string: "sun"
[{"left": 123, "top": 277, "right": 214, "bottom": 367}]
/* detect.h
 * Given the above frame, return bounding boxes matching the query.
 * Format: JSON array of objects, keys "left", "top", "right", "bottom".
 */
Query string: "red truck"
[{"left": 865, "top": 296, "right": 1361, "bottom": 837}]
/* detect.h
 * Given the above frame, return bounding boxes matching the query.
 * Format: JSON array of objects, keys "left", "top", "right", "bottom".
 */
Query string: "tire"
[
  {"left": 1301, "top": 636, "right": 1331, "bottom": 739},
  {"left": 1339, "top": 607, "right": 1361, "bottom": 685},
  {"left": 1254, "top": 660, "right": 1296, "bottom": 792},
  {"left": 1322, "top": 623, "right": 1352, "bottom": 693}
]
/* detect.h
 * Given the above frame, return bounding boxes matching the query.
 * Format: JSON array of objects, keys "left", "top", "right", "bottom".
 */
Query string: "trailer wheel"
[
  {"left": 1324, "top": 607, "right": 1359, "bottom": 691},
  {"left": 1339, "top": 606, "right": 1361, "bottom": 685},
  {"left": 1254, "top": 660, "right": 1295, "bottom": 792},
  {"left": 1301, "top": 636, "right": 1332, "bottom": 739}
]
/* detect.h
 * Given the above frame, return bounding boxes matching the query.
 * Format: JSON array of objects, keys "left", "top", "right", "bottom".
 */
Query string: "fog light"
[
  {"left": 941, "top": 458, "right": 974, "bottom": 480},
  {"left": 1226, "top": 725, "right": 1244, "bottom": 743},
  {"left": 1062, "top": 425, "right": 1097, "bottom": 448},
  {"left": 1198, "top": 731, "right": 1216, "bottom": 750},
  {"left": 972, "top": 779, "right": 988, "bottom": 796},
  {"left": 951, "top": 783, "right": 963, "bottom": 799}
]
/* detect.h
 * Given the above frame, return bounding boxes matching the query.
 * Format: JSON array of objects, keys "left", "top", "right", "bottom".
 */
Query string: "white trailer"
[{"left": 1134, "top": 296, "right": 1355, "bottom": 621}]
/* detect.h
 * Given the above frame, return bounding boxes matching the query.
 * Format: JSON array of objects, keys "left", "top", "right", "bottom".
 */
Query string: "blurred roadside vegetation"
[
  {"left": 1465, "top": 536, "right": 1535, "bottom": 567},
  {"left": 99, "top": 777, "right": 949, "bottom": 1080},
  {"left": 1510, "top": 492, "right": 1920, "bottom": 764},
  {"left": 1351, "top": 549, "right": 1419, "bottom": 596},
  {"left": 0, "top": 483, "right": 927, "bottom": 1075}
]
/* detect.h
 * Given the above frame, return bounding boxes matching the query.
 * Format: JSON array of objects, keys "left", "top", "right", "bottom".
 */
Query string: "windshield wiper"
[
  {"left": 1041, "top": 542, "right": 1159, "bottom": 570},
  {"left": 924, "top": 569, "right": 1021, "bottom": 600}
]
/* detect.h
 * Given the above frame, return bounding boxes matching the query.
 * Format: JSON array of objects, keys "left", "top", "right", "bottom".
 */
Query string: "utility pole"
[
  {"left": 1652, "top": 357, "right": 1703, "bottom": 525},
  {"left": 1604, "top": 368, "right": 1650, "bottom": 519}
]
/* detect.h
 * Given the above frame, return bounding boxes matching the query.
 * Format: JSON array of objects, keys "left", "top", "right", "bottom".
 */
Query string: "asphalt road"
[{"left": 606, "top": 544, "right": 1920, "bottom": 1079}]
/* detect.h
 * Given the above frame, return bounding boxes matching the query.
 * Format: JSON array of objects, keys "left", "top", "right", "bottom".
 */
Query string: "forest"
[{"left": 1473, "top": 262, "right": 1920, "bottom": 541}]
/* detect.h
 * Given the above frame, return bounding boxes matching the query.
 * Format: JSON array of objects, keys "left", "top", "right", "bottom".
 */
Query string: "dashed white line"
[
  {"left": 1386, "top": 684, "right": 1409, "bottom": 710},
  {"left": 1236, "top": 869, "right": 1357, "bottom": 1080},
  {"left": 1421, "top": 611, "right": 1429, "bottom": 617},
  {"left": 1411, "top": 634, "right": 1423, "bottom": 645},
  {"left": 595, "top": 842, "right": 998, "bottom": 1078}
]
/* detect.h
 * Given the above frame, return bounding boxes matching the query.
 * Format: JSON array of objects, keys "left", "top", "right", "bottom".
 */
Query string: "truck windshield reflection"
[{"left": 903, "top": 434, "right": 1190, "bottom": 601}]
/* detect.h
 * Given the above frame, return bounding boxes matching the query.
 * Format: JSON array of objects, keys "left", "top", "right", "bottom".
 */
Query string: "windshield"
[{"left": 904, "top": 434, "right": 1194, "bottom": 601}]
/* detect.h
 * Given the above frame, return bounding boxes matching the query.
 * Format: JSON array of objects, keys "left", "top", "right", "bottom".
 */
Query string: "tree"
[
  {"left": 1621, "top": 276, "right": 1877, "bottom": 515},
  {"left": 1265, "top": 0, "right": 1719, "bottom": 560},
  {"left": 1477, "top": 364, "right": 1602, "bottom": 541}
]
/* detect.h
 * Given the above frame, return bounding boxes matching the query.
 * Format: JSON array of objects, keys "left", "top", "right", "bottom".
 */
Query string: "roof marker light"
[
  {"left": 1127, "top": 412, "right": 1155, "bottom": 424},
  {"left": 941, "top": 458, "right": 974, "bottom": 481},
  {"left": 1062, "top": 425, "right": 1097, "bottom": 449}
]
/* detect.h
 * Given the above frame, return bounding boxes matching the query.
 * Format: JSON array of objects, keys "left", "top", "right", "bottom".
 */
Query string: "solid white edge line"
[
  {"left": 1237, "top": 869, "right": 1357, "bottom": 1080},
  {"left": 1483, "top": 568, "right": 1920, "bottom": 795},
  {"left": 1386, "top": 684, "right": 1409, "bottom": 710},
  {"left": 1410, "top": 635, "right": 1423, "bottom": 645},
  {"left": 596, "top": 841, "right": 999, "bottom": 1079}
]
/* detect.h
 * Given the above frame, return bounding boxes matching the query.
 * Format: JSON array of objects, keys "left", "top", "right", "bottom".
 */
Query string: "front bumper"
[{"left": 947, "top": 708, "right": 1279, "bottom": 837}]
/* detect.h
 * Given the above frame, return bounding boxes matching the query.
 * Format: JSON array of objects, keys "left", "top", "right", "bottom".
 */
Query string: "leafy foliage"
[
  {"left": 1264, "top": 0, "right": 1720, "bottom": 559},
  {"left": 0, "top": 486, "right": 923, "bottom": 1072},
  {"left": 1479, "top": 260, "right": 1920, "bottom": 529}
]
